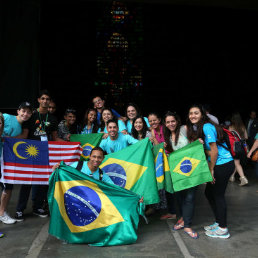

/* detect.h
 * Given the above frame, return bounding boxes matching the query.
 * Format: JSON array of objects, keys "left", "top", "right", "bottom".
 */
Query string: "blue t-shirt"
[
  {"left": 70, "top": 161, "right": 114, "bottom": 185},
  {"left": 98, "top": 120, "right": 127, "bottom": 133},
  {"left": 203, "top": 123, "right": 233, "bottom": 165},
  {"left": 126, "top": 117, "right": 150, "bottom": 134},
  {"left": 99, "top": 132, "right": 138, "bottom": 154},
  {"left": 3, "top": 114, "right": 22, "bottom": 137}
]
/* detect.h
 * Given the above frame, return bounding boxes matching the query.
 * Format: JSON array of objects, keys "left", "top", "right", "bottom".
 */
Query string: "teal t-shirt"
[
  {"left": 70, "top": 161, "right": 114, "bottom": 185},
  {"left": 203, "top": 123, "right": 233, "bottom": 165},
  {"left": 3, "top": 114, "right": 22, "bottom": 137},
  {"left": 126, "top": 117, "right": 150, "bottom": 134},
  {"left": 0, "top": 114, "right": 22, "bottom": 159},
  {"left": 99, "top": 132, "right": 138, "bottom": 154},
  {"left": 98, "top": 120, "right": 127, "bottom": 133}
]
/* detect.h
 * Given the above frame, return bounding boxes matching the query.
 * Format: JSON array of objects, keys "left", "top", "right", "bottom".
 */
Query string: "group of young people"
[{"left": 0, "top": 89, "right": 257, "bottom": 241}]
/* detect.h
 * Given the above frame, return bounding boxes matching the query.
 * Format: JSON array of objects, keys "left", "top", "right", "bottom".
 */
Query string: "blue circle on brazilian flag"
[
  {"left": 101, "top": 163, "right": 127, "bottom": 187},
  {"left": 180, "top": 159, "right": 192, "bottom": 173},
  {"left": 156, "top": 152, "right": 164, "bottom": 177},
  {"left": 82, "top": 144, "right": 92, "bottom": 158},
  {"left": 64, "top": 186, "right": 101, "bottom": 226}
]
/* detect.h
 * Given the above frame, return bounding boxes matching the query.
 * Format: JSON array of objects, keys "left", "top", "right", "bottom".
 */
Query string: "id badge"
[{"left": 40, "top": 135, "right": 48, "bottom": 141}]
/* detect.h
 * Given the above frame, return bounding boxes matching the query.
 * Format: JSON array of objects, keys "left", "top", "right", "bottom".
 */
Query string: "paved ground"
[{"left": 1, "top": 164, "right": 258, "bottom": 258}]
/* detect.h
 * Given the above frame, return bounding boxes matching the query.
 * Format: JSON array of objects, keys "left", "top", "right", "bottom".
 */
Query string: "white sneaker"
[{"left": 0, "top": 212, "right": 16, "bottom": 224}]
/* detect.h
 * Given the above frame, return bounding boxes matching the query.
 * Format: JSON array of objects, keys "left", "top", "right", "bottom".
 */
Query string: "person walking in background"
[
  {"left": 228, "top": 112, "right": 248, "bottom": 186},
  {"left": 187, "top": 104, "right": 235, "bottom": 239},
  {"left": 245, "top": 109, "right": 258, "bottom": 149}
]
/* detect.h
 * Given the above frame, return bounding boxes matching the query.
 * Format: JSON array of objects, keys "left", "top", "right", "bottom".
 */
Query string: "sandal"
[
  {"left": 173, "top": 223, "right": 184, "bottom": 231},
  {"left": 184, "top": 230, "right": 199, "bottom": 239}
]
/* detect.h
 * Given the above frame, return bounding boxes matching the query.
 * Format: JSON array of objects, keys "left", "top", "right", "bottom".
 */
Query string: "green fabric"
[
  {"left": 48, "top": 162, "right": 144, "bottom": 246},
  {"left": 70, "top": 133, "right": 103, "bottom": 160},
  {"left": 152, "top": 143, "right": 174, "bottom": 193},
  {"left": 168, "top": 140, "right": 212, "bottom": 192},
  {"left": 100, "top": 138, "right": 159, "bottom": 205}
]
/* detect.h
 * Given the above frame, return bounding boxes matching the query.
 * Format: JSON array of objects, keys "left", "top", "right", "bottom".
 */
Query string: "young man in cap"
[{"left": 0, "top": 102, "right": 33, "bottom": 224}]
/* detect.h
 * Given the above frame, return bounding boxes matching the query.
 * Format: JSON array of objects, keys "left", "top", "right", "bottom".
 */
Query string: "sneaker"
[
  {"left": 33, "top": 209, "right": 48, "bottom": 218},
  {"left": 239, "top": 176, "right": 248, "bottom": 186},
  {"left": 229, "top": 175, "right": 235, "bottom": 182},
  {"left": 0, "top": 212, "right": 16, "bottom": 224},
  {"left": 0, "top": 232, "right": 4, "bottom": 238},
  {"left": 15, "top": 211, "right": 24, "bottom": 222},
  {"left": 204, "top": 222, "right": 219, "bottom": 231},
  {"left": 205, "top": 227, "right": 230, "bottom": 239}
]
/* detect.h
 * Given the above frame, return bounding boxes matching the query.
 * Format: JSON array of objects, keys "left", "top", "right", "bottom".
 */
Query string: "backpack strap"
[
  {"left": 75, "top": 160, "right": 84, "bottom": 171},
  {"left": 99, "top": 168, "right": 103, "bottom": 181}
]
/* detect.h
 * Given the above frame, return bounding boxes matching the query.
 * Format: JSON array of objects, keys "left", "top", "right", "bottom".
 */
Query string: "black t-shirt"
[{"left": 23, "top": 110, "right": 58, "bottom": 140}]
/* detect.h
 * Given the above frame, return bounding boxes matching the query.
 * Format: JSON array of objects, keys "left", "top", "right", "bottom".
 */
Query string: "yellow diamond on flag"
[
  {"left": 54, "top": 180, "right": 124, "bottom": 233},
  {"left": 99, "top": 158, "right": 147, "bottom": 190},
  {"left": 173, "top": 157, "right": 200, "bottom": 177}
]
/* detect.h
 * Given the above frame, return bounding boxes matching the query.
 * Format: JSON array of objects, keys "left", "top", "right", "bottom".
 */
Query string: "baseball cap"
[{"left": 18, "top": 102, "right": 32, "bottom": 111}]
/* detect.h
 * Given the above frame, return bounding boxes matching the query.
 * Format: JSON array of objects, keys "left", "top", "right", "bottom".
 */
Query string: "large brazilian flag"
[
  {"left": 152, "top": 143, "right": 174, "bottom": 193},
  {"left": 168, "top": 140, "right": 212, "bottom": 192},
  {"left": 99, "top": 138, "right": 159, "bottom": 205},
  {"left": 70, "top": 133, "right": 103, "bottom": 160},
  {"left": 48, "top": 162, "right": 144, "bottom": 246}
]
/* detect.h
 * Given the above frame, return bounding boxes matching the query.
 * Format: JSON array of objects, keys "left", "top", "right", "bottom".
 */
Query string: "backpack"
[
  {"left": 75, "top": 160, "right": 103, "bottom": 181},
  {"left": 218, "top": 128, "right": 248, "bottom": 159}
]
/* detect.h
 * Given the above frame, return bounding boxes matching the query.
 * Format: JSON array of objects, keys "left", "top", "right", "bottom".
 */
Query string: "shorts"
[{"left": 0, "top": 170, "right": 13, "bottom": 191}]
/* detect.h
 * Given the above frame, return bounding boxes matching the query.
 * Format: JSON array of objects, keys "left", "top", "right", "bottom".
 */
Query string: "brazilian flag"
[
  {"left": 70, "top": 133, "right": 103, "bottom": 160},
  {"left": 48, "top": 162, "right": 144, "bottom": 246},
  {"left": 152, "top": 143, "right": 174, "bottom": 193},
  {"left": 99, "top": 138, "right": 159, "bottom": 205},
  {"left": 168, "top": 140, "right": 212, "bottom": 192}
]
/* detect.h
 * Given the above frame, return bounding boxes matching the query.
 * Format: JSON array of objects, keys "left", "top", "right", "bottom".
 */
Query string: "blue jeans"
[{"left": 175, "top": 187, "right": 197, "bottom": 228}]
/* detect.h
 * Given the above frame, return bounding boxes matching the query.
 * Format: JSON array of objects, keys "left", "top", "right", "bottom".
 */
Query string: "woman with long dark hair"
[
  {"left": 98, "top": 108, "right": 127, "bottom": 135},
  {"left": 81, "top": 108, "right": 98, "bottom": 134},
  {"left": 186, "top": 104, "right": 235, "bottom": 239},
  {"left": 131, "top": 115, "right": 152, "bottom": 141},
  {"left": 164, "top": 111, "right": 198, "bottom": 239},
  {"left": 125, "top": 103, "right": 150, "bottom": 134},
  {"left": 148, "top": 112, "right": 165, "bottom": 145}
]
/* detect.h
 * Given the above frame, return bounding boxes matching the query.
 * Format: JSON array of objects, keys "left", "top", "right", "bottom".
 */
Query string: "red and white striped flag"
[{"left": 1, "top": 138, "right": 82, "bottom": 185}]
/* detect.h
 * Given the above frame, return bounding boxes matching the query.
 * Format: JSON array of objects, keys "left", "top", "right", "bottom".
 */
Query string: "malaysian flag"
[{"left": 1, "top": 137, "right": 82, "bottom": 185}]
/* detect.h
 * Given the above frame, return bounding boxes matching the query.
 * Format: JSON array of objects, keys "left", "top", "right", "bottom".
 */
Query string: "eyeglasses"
[{"left": 65, "top": 109, "right": 76, "bottom": 113}]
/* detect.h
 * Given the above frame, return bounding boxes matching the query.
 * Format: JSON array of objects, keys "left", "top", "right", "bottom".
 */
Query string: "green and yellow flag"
[
  {"left": 48, "top": 162, "right": 144, "bottom": 246},
  {"left": 99, "top": 138, "right": 159, "bottom": 205},
  {"left": 152, "top": 143, "right": 174, "bottom": 193},
  {"left": 70, "top": 133, "right": 103, "bottom": 160},
  {"left": 168, "top": 140, "right": 212, "bottom": 192}
]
